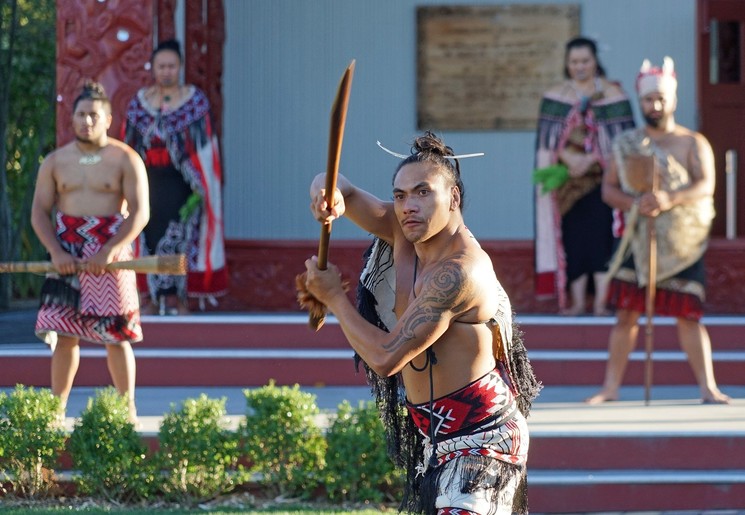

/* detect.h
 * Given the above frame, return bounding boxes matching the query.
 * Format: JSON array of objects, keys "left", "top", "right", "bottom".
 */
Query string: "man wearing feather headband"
[
  {"left": 302, "top": 131, "right": 541, "bottom": 514},
  {"left": 586, "top": 57, "right": 730, "bottom": 405}
]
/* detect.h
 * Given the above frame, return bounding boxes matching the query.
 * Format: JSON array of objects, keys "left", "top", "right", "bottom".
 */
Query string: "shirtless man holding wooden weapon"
[
  {"left": 29, "top": 81, "right": 149, "bottom": 424},
  {"left": 586, "top": 57, "right": 730, "bottom": 405}
]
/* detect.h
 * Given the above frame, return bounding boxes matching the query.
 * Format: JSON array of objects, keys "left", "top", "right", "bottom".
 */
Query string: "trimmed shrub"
[
  {"left": 0, "top": 385, "right": 65, "bottom": 498},
  {"left": 241, "top": 382, "right": 327, "bottom": 498},
  {"left": 68, "top": 387, "right": 156, "bottom": 502},
  {"left": 325, "top": 400, "right": 404, "bottom": 503},
  {"left": 157, "top": 394, "right": 243, "bottom": 504}
]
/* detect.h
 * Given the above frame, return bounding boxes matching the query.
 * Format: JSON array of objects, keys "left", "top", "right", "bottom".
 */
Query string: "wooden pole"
[
  {"left": 0, "top": 254, "right": 187, "bottom": 275},
  {"left": 309, "top": 60, "right": 356, "bottom": 330},
  {"left": 644, "top": 157, "right": 659, "bottom": 405}
]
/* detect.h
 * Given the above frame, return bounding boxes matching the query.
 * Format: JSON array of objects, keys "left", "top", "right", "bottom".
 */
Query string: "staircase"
[
  {"left": 523, "top": 315, "right": 745, "bottom": 513},
  {"left": 1, "top": 311, "right": 744, "bottom": 512}
]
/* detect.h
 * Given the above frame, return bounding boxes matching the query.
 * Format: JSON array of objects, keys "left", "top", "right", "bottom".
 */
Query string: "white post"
[{"left": 725, "top": 149, "right": 737, "bottom": 240}]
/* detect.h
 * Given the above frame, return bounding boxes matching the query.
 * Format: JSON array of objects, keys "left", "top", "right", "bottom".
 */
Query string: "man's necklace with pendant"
[{"left": 77, "top": 143, "right": 104, "bottom": 165}]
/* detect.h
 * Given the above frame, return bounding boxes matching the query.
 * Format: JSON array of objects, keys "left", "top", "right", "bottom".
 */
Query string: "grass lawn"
[
  {"left": 0, "top": 495, "right": 397, "bottom": 514},
  {"left": 1, "top": 507, "right": 391, "bottom": 514}
]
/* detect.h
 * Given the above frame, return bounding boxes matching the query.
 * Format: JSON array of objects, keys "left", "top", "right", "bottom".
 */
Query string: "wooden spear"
[
  {"left": 644, "top": 157, "right": 659, "bottom": 406},
  {"left": 0, "top": 254, "right": 187, "bottom": 275},
  {"left": 309, "top": 60, "right": 356, "bottom": 330}
]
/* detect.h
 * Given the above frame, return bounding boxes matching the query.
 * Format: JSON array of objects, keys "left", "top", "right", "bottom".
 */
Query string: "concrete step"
[
  {"left": 139, "top": 314, "right": 351, "bottom": 349},
  {"left": 3, "top": 350, "right": 743, "bottom": 390},
  {"left": 4, "top": 312, "right": 744, "bottom": 511},
  {"left": 2, "top": 343, "right": 743, "bottom": 388},
  {"left": 527, "top": 388, "right": 745, "bottom": 511},
  {"left": 527, "top": 471, "right": 745, "bottom": 512},
  {"left": 2, "top": 313, "right": 743, "bottom": 387},
  {"left": 132, "top": 314, "right": 745, "bottom": 351},
  {"left": 530, "top": 349, "right": 744, "bottom": 386},
  {"left": 8, "top": 312, "right": 741, "bottom": 350},
  {"left": 0, "top": 344, "right": 366, "bottom": 387},
  {"left": 519, "top": 315, "right": 745, "bottom": 351}
]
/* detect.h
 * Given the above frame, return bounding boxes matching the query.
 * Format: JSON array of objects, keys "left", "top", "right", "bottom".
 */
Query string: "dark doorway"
[{"left": 698, "top": 0, "right": 745, "bottom": 237}]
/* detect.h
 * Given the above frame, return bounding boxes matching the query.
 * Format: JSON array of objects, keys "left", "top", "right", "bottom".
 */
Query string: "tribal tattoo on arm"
[{"left": 383, "top": 259, "right": 470, "bottom": 354}]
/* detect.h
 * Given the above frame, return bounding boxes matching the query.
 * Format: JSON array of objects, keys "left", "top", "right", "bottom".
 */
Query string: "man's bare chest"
[
  {"left": 391, "top": 245, "right": 416, "bottom": 317},
  {"left": 55, "top": 160, "right": 122, "bottom": 194}
]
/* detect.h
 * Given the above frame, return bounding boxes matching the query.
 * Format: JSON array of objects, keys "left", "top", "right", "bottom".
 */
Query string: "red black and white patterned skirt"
[
  {"left": 407, "top": 365, "right": 527, "bottom": 468},
  {"left": 35, "top": 212, "right": 142, "bottom": 346}
]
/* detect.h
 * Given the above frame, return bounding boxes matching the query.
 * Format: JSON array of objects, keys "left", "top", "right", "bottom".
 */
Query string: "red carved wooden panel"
[
  {"left": 218, "top": 239, "right": 745, "bottom": 315},
  {"left": 157, "top": 0, "right": 177, "bottom": 42},
  {"left": 217, "top": 241, "right": 553, "bottom": 314},
  {"left": 56, "top": 0, "right": 154, "bottom": 145},
  {"left": 56, "top": 0, "right": 224, "bottom": 146},
  {"left": 184, "top": 0, "right": 225, "bottom": 141}
]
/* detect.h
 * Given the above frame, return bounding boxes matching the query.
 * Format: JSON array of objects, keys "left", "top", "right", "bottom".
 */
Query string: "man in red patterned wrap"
[{"left": 31, "top": 82, "right": 149, "bottom": 424}]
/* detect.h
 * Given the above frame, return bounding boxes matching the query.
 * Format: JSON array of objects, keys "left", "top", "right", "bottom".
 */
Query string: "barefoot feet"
[
  {"left": 701, "top": 389, "right": 731, "bottom": 405},
  {"left": 560, "top": 305, "right": 586, "bottom": 316},
  {"left": 584, "top": 390, "right": 619, "bottom": 405}
]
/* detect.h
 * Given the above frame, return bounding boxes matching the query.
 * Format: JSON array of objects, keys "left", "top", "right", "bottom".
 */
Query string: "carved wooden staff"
[
  {"left": 309, "top": 60, "right": 356, "bottom": 330},
  {"left": 0, "top": 254, "right": 187, "bottom": 275},
  {"left": 644, "top": 157, "right": 659, "bottom": 405}
]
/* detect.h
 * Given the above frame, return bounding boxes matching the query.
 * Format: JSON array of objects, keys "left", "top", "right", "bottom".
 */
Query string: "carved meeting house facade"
[{"left": 56, "top": 0, "right": 745, "bottom": 314}]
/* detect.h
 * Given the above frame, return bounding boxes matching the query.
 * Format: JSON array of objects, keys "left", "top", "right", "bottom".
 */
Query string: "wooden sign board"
[{"left": 417, "top": 4, "right": 580, "bottom": 131}]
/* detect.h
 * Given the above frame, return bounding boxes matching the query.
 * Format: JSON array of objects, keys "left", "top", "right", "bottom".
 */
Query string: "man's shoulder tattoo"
[{"left": 383, "top": 258, "right": 469, "bottom": 353}]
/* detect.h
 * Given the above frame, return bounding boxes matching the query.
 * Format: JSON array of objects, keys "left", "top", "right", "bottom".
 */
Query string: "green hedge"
[
  {"left": 0, "top": 385, "right": 65, "bottom": 498},
  {"left": 0, "top": 383, "right": 403, "bottom": 507},
  {"left": 69, "top": 387, "right": 156, "bottom": 502}
]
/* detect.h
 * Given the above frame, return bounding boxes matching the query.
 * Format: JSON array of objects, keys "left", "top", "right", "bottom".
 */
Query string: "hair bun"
[
  {"left": 81, "top": 80, "right": 106, "bottom": 97},
  {"left": 73, "top": 79, "right": 110, "bottom": 110},
  {"left": 412, "top": 130, "right": 455, "bottom": 158},
  {"left": 153, "top": 39, "right": 182, "bottom": 60}
]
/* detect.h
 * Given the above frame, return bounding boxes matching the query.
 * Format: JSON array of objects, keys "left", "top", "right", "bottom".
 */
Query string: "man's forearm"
[
  {"left": 327, "top": 293, "right": 397, "bottom": 377},
  {"left": 31, "top": 212, "right": 65, "bottom": 257},
  {"left": 602, "top": 182, "right": 636, "bottom": 211},
  {"left": 666, "top": 179, "right": 714, "bottom": 207}
]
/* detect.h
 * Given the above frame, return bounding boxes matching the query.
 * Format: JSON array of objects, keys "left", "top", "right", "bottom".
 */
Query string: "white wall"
[{"left": 222, "top": 0, "right": 696, "bottom": 241}]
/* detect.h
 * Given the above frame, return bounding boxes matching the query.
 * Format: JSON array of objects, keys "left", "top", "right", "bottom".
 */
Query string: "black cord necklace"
[{"left": 409, "top": 255, "right": 439, "bottom": 468}]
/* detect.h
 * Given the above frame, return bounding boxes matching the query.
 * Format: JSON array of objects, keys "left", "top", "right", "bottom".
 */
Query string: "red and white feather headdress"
[{"left": 636, "top": 56, "right": 677, "bottom": 98}]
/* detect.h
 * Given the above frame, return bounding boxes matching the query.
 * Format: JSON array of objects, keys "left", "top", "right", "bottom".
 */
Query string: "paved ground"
[
  {"left": 0, "top": 384, "right": 740, "bottom": 436},
  {"left": 0, "top": 306, "right": 37, "bottom": 343}
]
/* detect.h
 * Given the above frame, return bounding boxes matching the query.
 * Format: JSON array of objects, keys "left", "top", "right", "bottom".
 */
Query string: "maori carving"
[
  {"left": 184, "top": 0, "right": 225, "bottom": 141},
  {"left": 56, "top": 0, "right": 154, "bottom": 144},
  {"left": 54, "top": 5, "right": 745, "bottom": 315},
  {"left": 56, "top": 0, "right": 224, "bottom": 146},
  {"left": 157, "top": 0, "right": 177, "bottom": 42},
  {"left": 219, "top": 240, "right": 745, "bottom": 314},
  {"left": 703, "top": 240, "right": 745, "bottom": 313}
]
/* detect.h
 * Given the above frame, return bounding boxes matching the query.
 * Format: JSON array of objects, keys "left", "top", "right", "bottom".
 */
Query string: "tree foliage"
[{"left": 0, "top": 0, "right": 56, "bottom": 308}]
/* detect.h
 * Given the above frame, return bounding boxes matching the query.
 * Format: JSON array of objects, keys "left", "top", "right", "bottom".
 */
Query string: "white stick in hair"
[{"left": 376, "top": 141, "right": 484, "bottom": 160}]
